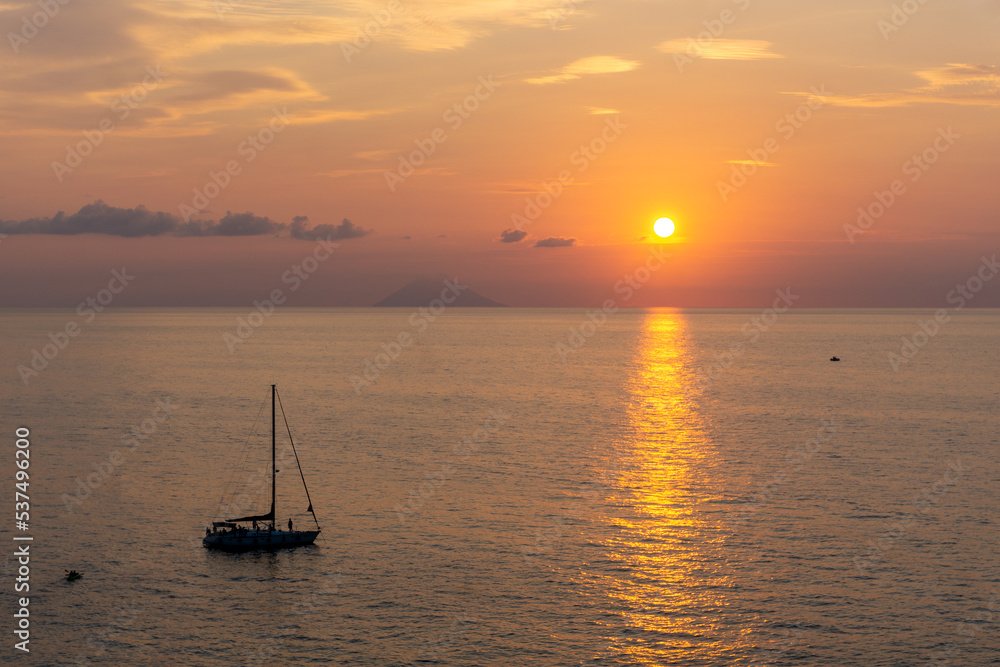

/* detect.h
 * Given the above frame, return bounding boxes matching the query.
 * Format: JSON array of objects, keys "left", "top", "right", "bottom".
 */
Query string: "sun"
[{"left": 653, "top": 217, "right": 675, "bottom": 238}]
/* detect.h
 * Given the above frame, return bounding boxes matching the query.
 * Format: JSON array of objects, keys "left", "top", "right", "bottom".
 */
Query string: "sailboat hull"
[
  {"left": 202, "top": 529, "right": 319, "bottom": 552},
  {"left": 203, "top": 386, "right": 324, "bottom": 551}
]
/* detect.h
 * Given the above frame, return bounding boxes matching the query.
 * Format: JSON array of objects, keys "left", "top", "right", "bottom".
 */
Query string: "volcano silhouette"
[{"left": 373, "top": 277, "right": 506, "bottom": 307}]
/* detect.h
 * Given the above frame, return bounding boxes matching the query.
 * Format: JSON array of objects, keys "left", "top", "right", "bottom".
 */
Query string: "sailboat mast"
[{"left": 271, "top": 383, "right": 276, "bottom": 524}]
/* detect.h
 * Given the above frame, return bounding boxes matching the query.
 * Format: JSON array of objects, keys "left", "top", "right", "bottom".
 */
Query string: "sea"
[{"left": 1, "top": 308, "right": 998, "bottom": 666}]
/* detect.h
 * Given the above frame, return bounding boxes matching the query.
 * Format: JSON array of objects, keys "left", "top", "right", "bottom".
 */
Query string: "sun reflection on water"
[{"left": 588, "top": 310, "right": 750, "bottom": 665}]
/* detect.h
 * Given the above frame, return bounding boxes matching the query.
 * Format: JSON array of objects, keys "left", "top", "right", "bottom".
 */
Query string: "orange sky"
[{"left": 0, "top": 0, "right": 998, "bottom": 306}]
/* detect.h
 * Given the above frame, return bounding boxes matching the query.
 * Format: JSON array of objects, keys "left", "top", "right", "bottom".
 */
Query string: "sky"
[{"left": 0, "top": 0, "right": 998, "bottom": 307}]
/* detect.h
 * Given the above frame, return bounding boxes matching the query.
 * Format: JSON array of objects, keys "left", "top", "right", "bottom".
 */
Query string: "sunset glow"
[
  {"left": 2, "top": 3, "right": 998, "bottom": 664},
  {"left": 0, "top": 1, "right": 997, "bottom": 307}
]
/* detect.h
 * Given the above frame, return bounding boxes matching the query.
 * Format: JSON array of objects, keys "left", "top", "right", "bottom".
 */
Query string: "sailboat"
[{"left": 203, "top": 384, "right": 321, "bottom": 551}]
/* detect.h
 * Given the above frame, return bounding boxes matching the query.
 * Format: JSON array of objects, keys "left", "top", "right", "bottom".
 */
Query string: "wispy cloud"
[
  {"left": 586, "top": 106, "right": 620, "bottom": 115},
  {"left": 0, "top": 0, "right": 558, "bottom": 139},
  {"left": 728, "top": 159, "right": 778, "bottom": 167},
  {"left": 534, "top": 236, "right": 576, "bottom": 247},
  {"left": 656, "top": 39, "right": 784, "bottom": 61},
  {"left": 526, "top": 56, "right": 639, "bottom": 85},
  {"left": 134, "top": 0, "right": 587, "bottom": 55},
  {"left": 791, "top": 63, "right": 1000, "bottom": 108},
  {"left": 285, "top": 108, "right": 397, "bottom": 126}
]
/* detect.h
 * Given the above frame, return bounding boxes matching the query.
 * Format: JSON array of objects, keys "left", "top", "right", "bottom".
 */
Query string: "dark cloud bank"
[
  {"left": 0, "top": 201, "right": 372, "bottom": 240},
  {"left": 498, "top": 230, "right": 579, "bottom": 247}
]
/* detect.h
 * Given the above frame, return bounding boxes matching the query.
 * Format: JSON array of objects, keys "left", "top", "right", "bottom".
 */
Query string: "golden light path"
[{"left": 589, "top": 310, "right": 752, "bottom": 663}]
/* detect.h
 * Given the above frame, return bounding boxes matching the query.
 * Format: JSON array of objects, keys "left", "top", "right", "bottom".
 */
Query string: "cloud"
[
  {"left": 0, "top": 201, "right": 370, "bottom": 239},
  {"left": 498, "top": 228, "right": 528, "bottom": 243},
  {"left": 728, "top": 159, "right": 778, "bottom": 167},
  {"left": 526, "top": 56, "right": 639, "bottom": 85},
  {"left": 586, "top": 106, "right": 620, "bottom": 115},
  {"left": 289, "top": 217, "right": 371, "bottom": 241},
  {"left": 165, "top": 69, "right": 305, "bottom": 106},
  {"left": 534, "top": 236, "right": 576, "bottom": 247},
  {"left": 0, "top": 201, "right": 178, "bottom": 237},
  {"left": 792, "top": 63, "right": 1000, "bottom": 108},
  {"left": 211, "top": 211, "right": 285, "bottom": 236},
  {"left": 127, "top": 0, "right": 589, "bottom": 57},
  {"left": 920, "top": 63, "right": 999, "bottom": 88},
  {"left": 0, "top": 58, "right": 339, "bottom": 139},
  {"left": 656, "top": 39, "right": 784, "bottom": 61},
  {"left": 285, "top": 108, "right": 397, "bottom": 126},
  {"left": 0, "top": 0, "right": 518, "bottom": 141}
]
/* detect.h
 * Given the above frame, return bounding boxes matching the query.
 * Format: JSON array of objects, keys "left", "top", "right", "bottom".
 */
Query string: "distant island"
[{"left": 373, "top": 278, "right": 506, "bottom": 307}]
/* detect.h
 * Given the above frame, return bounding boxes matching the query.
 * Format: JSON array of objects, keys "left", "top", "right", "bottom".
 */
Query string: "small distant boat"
[
  {"left": 202, "top": 385, "right": 321, "bottom": 552},
  {"left": 830, "top": 356, "right": 841, "bottom": 362},
  {"left": 65, "top": 570, "right": 83, "bottom": 581}
]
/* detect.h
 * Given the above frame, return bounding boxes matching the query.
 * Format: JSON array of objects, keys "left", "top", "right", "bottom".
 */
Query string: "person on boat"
[{"left": 288, "top": 518, "right": 293, "bottom": 532}]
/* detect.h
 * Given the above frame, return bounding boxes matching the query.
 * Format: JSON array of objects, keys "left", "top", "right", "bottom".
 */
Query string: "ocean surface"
[{"left": 1, "top": 308, "right": 998, "bottom": 666}]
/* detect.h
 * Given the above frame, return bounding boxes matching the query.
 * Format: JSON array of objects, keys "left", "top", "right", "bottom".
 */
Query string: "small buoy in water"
[{"left": 830, "top": 356, "right": 840, "bottom": 362}]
